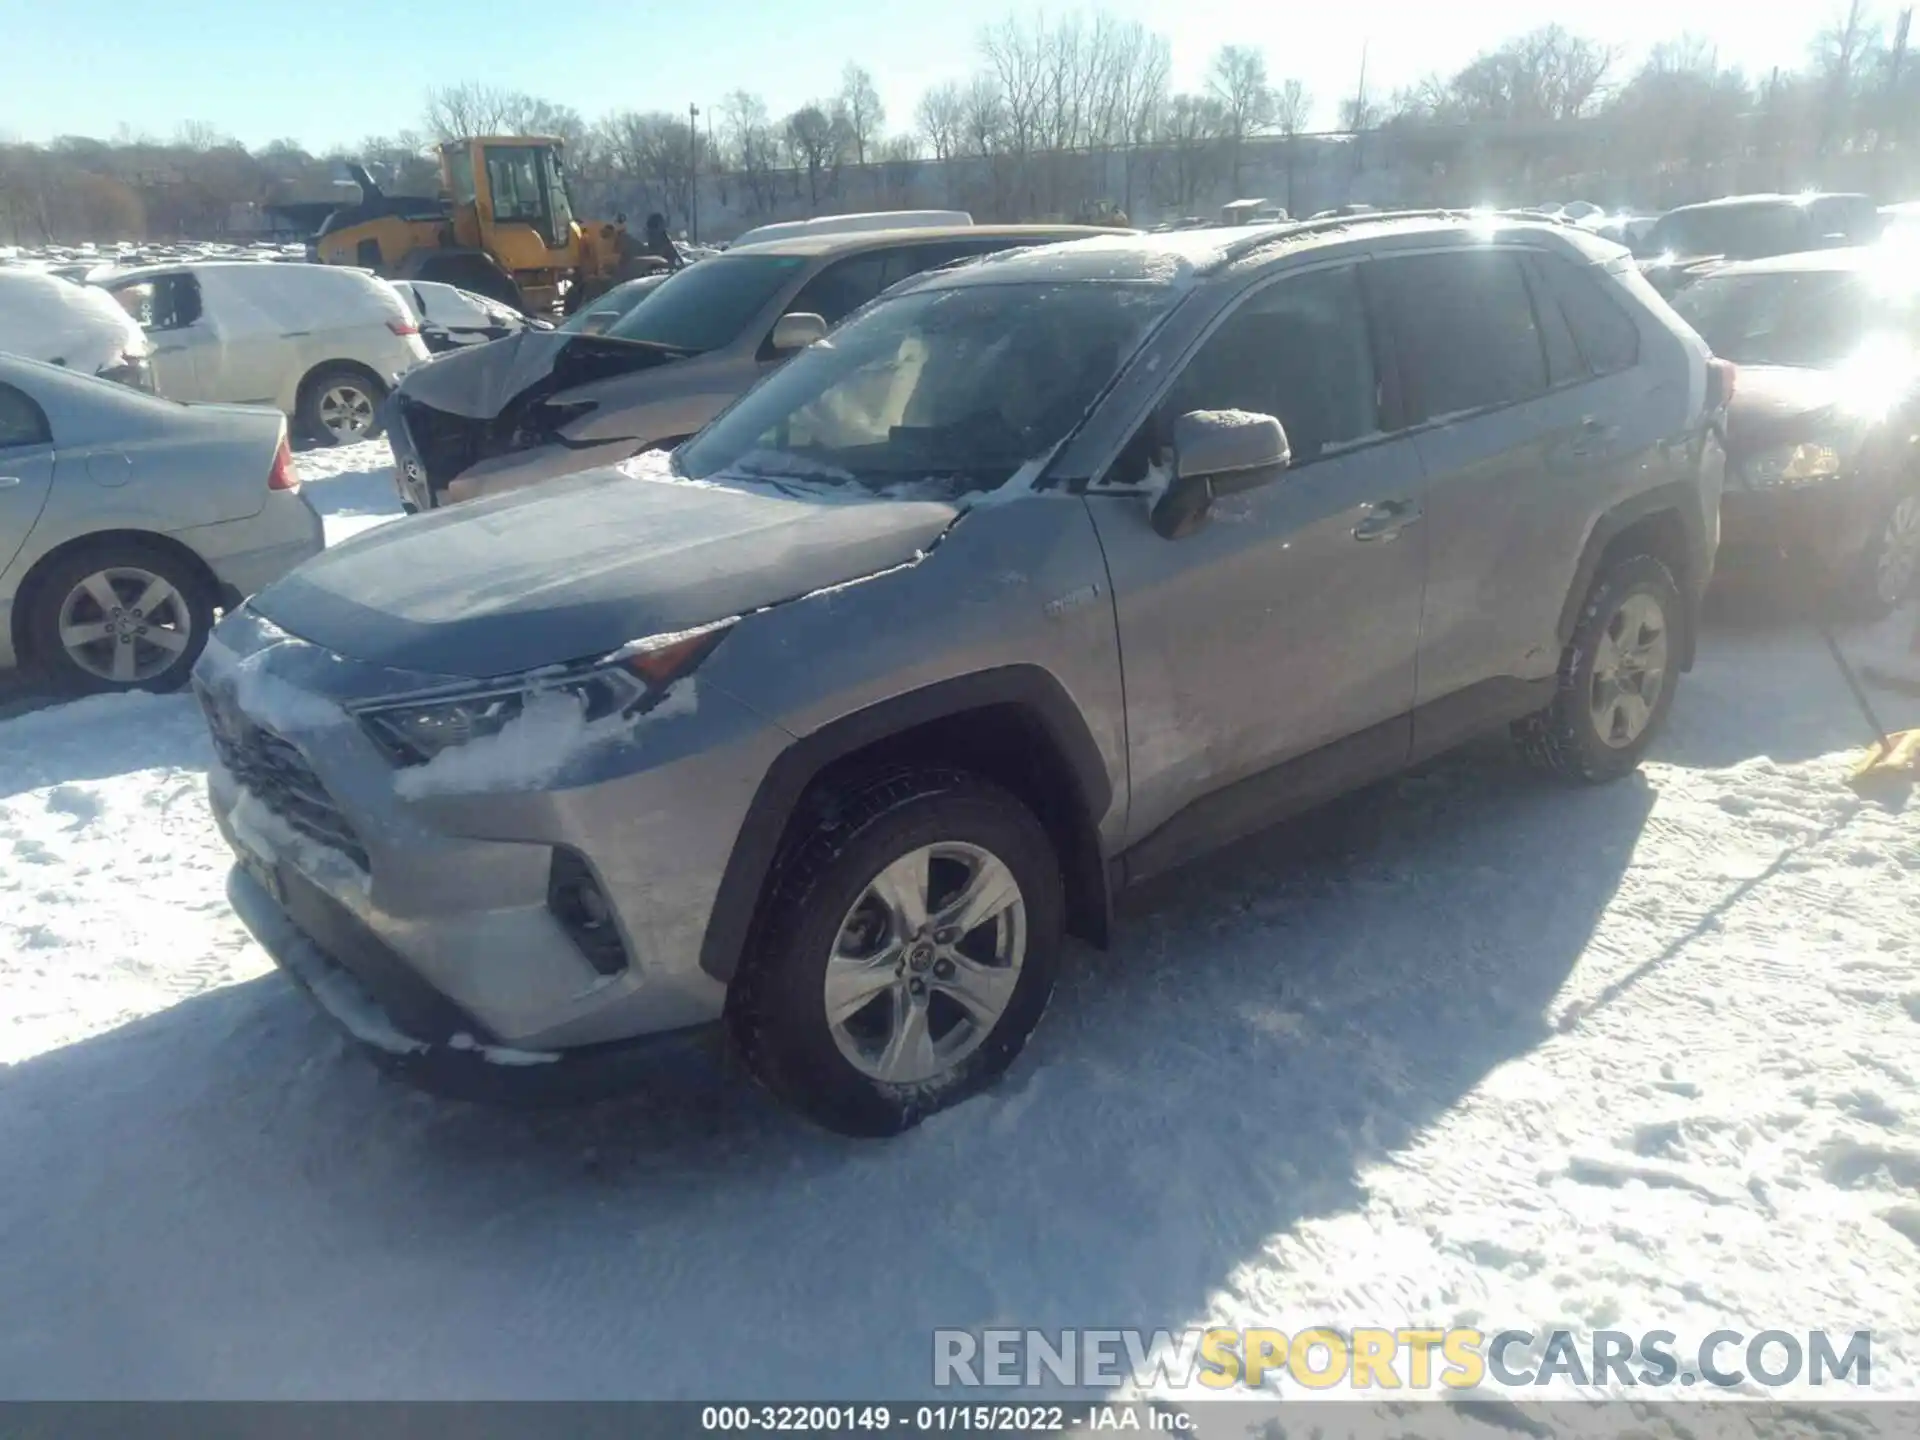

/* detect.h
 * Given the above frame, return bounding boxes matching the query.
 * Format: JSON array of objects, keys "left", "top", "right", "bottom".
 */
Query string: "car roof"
[
  {"left": 1663, "top": 193, "right": 1868, "bottom": 215},
  {"left": 905, "top": 212, "right": 1620, "bottom": 291},
  {"left": 1705, "top": 247, "right": 1878, "bottom": 277},
  {"left": 101, "top": 259, "right": 367, "bottom": 283},
  {"left": 724, "top": 223, "right": 1118, "bottom": 257}
]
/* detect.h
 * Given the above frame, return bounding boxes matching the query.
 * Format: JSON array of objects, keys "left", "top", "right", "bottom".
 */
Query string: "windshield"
[
  {"left": 677, "top": 281, "right": 1174, "bottom": 496},
  {"left": 558, "top": 274, "right": 669, "bottom": 333},
  {"left": 601, "top": 253, "right": 806, "bottom": 352},
  {"left": 1672, "top": 271, "right": 1881, "bottom": 367},
  {"left": 1647, "top": 204, "right": 1812, "bottom": 260}
]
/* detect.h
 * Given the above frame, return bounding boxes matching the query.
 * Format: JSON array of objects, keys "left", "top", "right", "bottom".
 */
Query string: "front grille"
[{"left": 198, "top": 684, "right": 370, "bottom": 870}]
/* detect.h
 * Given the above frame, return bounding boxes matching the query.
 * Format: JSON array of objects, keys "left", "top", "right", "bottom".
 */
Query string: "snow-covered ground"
[{"left": 1, "top": 445, "right": 1918, "bottom": 1419}]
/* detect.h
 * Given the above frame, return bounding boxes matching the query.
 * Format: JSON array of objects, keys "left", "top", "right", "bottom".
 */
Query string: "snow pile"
[
  {"left": 197, "top": 634, "right": 345, "bottom": 734},
  {"left": 0, "top": 268, "right": 148, "bottom": 375},
  {"left": 294, "top": 438, "right": 404, "bottom": 546}
]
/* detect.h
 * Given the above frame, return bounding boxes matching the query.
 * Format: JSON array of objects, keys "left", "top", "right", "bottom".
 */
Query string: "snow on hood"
[
  {"left": 245, "top": 461, "right": 959, "bottom": 677},
  {"left": 393, "top": 678, "right": 698, "bottom": 800},
  {"left": 0, "top": 269, "right": 149, "bottom": 374}
]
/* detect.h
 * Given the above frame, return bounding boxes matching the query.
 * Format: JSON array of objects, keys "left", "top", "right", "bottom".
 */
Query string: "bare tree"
[
  {"left": 1272, "top": 78, "right": 1312, "bottom": 214},
  {"left": 916, "top": 81, "right": 967, "bottom": 163},
  {"left": 599, "top": 111, "right": 706, "bottom": 227},
  {"left": 1813, "top": 0, "right": 1883, "bottom": 151},
  {"left": 1209, "top": 44, "right": 1276, "bottom": 193},
  {"left": 877, "top": 134, "right": 922, "bottom": 205},
  {"left": 1158, "top": 93, "right": 1228, "bottom": 211},
  {"left": 786, "top": 104, "right": 843, "bottom": 205},
  {"left": 723, "top": 90, "right": 779, "bottom": 215},
  {"left": 839, "top": 64, "right": 885, "bottom": 167}
]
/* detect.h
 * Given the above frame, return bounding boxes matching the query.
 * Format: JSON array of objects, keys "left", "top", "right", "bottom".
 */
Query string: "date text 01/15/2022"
[{"left": 698, "top": 1404, "right": 1179, "bottom": 1434}]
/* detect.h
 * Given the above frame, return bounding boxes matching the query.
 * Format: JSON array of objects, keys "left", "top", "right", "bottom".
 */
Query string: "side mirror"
[
  {"left": 769, "top": 311, "right": 828, "bottom": 353},
  {"left": 1151, "top": 409, "right": 1291, "bottom": 539}
]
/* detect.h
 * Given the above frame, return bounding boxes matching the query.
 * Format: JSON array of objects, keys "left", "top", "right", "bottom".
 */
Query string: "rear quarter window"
[
  {"left": 1531, "top": 253, "right": 1640, "bottom": 375},
  {"left": 0, "top": 383, "right": 50, "bottom": 447}
]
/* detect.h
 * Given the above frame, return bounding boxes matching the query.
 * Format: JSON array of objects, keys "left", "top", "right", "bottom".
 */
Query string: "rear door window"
[
  {"left": 786, "top": 252, "right": 891, "bottom": 326},
  {"left": 1374, "top": 251, "right": 1547, "bottom": 421}
]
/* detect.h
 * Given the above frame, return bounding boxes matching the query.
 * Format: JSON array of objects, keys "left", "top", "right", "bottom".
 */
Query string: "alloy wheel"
[
  {"left": 56, "top": 566, "right": 194, "bottom": 684},
  {"left": 824, "top": 841, "right": 1028, "bottom": 1085},
  {"left": 318, "top": 383, "right": 376, "bottom": 441},
  {"left": 1588, "top": 591, "right": 1669, "bottom": 749}
]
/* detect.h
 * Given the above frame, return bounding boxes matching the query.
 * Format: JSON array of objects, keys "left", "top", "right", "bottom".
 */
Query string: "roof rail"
[{"left": 1214, "top": 206, "right": 1575, "bottom": 264}]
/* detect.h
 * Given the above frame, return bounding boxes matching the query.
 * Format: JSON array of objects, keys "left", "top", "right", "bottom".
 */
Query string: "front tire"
[
  {"left": 1514, "top": 553, "right": 1683, "bottom": 783},
  {"left": 727, "top": 770, "right": 1064, "bottom": 1137},
  {"left": 25, "top": 540, "right": 214, "bottom": 695}
]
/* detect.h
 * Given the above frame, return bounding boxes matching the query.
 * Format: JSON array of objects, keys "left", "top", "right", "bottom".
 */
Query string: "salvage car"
[
  {"left": 1672, "top": 248, "right": 1920, "bottom": 615},
  {"left": 198, "top": 218, "right": 1722, "bottom": 1135},
  {"left": 386, "top": 224, "right": 1114, "bottom": 511},
  {"left": 388, "top": 279, "right": 534, "bottom": 353},
  {"left": 0, "top": 354, "right": 322, "bottom": 693}
]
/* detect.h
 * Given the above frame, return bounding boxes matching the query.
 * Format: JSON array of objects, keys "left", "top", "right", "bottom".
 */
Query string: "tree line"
[{"left": 2, "top": 1, "right": 1915, "bottom": 244}]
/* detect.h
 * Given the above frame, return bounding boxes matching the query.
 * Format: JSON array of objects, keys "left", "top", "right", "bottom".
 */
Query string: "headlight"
[
  {"left": 350, "top": 622, "right": 730, "bottom": 766},
  {"left": 1743, "top": 440, "right": 1844, "bottom": 488}
]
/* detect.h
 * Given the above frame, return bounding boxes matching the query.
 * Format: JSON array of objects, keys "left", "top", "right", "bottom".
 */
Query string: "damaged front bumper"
[{"left": 225, "top": 861, "right": 723, "bottom": 1104}]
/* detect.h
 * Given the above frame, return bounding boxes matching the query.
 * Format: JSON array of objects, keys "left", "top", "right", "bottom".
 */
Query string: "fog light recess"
[{"left": 547, "top": 849, "right": 631, "bottom": 977}]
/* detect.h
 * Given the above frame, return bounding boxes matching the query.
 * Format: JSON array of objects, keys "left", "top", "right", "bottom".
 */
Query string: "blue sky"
[{"left": 2, "top": 0, "right": 1825, "bottom": 150}]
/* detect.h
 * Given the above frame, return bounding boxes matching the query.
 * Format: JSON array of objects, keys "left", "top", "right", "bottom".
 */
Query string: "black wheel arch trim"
[
  {"left": 697, "top": 665, "right": 1115, "bottom": 984},
  {"left": 1558, "top": 482, "right": 1706, "bottom": 671}
]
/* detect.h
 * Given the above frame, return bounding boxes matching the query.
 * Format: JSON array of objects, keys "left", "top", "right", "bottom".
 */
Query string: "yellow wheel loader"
[{"left": 310, "top": 137, "right": 667, "bottom": 316}]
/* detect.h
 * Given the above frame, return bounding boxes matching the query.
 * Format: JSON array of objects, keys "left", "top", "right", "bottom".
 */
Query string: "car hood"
[
  {"left": 1724, "top": 364, "right": 1846, "bottom": 456},
  {"left": 392, "top": 328, "right": 697, "bottom": 486},
  {"left": 395, "top": 328, "right": 688, "bottom": 417},
  {"left": 246, "top": 466, "right": 959, "bottom": 677}
]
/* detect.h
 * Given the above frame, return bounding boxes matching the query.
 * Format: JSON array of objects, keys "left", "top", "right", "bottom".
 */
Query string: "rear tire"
[
  {"left": 297, "top": 365, "right": 386, "bottom": 447},
  {"left": 1514, "top": 554, "right": 1683, "bottom": 783},
  {"left": 25, "top": 539, "right": 214, "bottom": 695},
  {"left": 726, "top": 769, "right": 1064, "bottom": 1137}
]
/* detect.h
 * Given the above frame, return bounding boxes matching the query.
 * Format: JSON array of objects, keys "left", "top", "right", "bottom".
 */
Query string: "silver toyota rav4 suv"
[{"left": 196, "top": 216, "right": 1725, "bottom": 1136}]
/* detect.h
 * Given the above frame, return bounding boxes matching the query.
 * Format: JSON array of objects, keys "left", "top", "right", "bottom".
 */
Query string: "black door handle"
[{"left": 1353, "top": 499, "right": 1423, "bottom": 541}]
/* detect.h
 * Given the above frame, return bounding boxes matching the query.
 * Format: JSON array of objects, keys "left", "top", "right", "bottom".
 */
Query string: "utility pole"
[
  {"left": 1351, "top": 41, "right": 1370, "bottom": 178},
  {"left": 1892, "top": 9, "right": 1913, "bottom": 153},
  {"left": 689, "top": 102, "right": 700, "bottom": 243}
]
